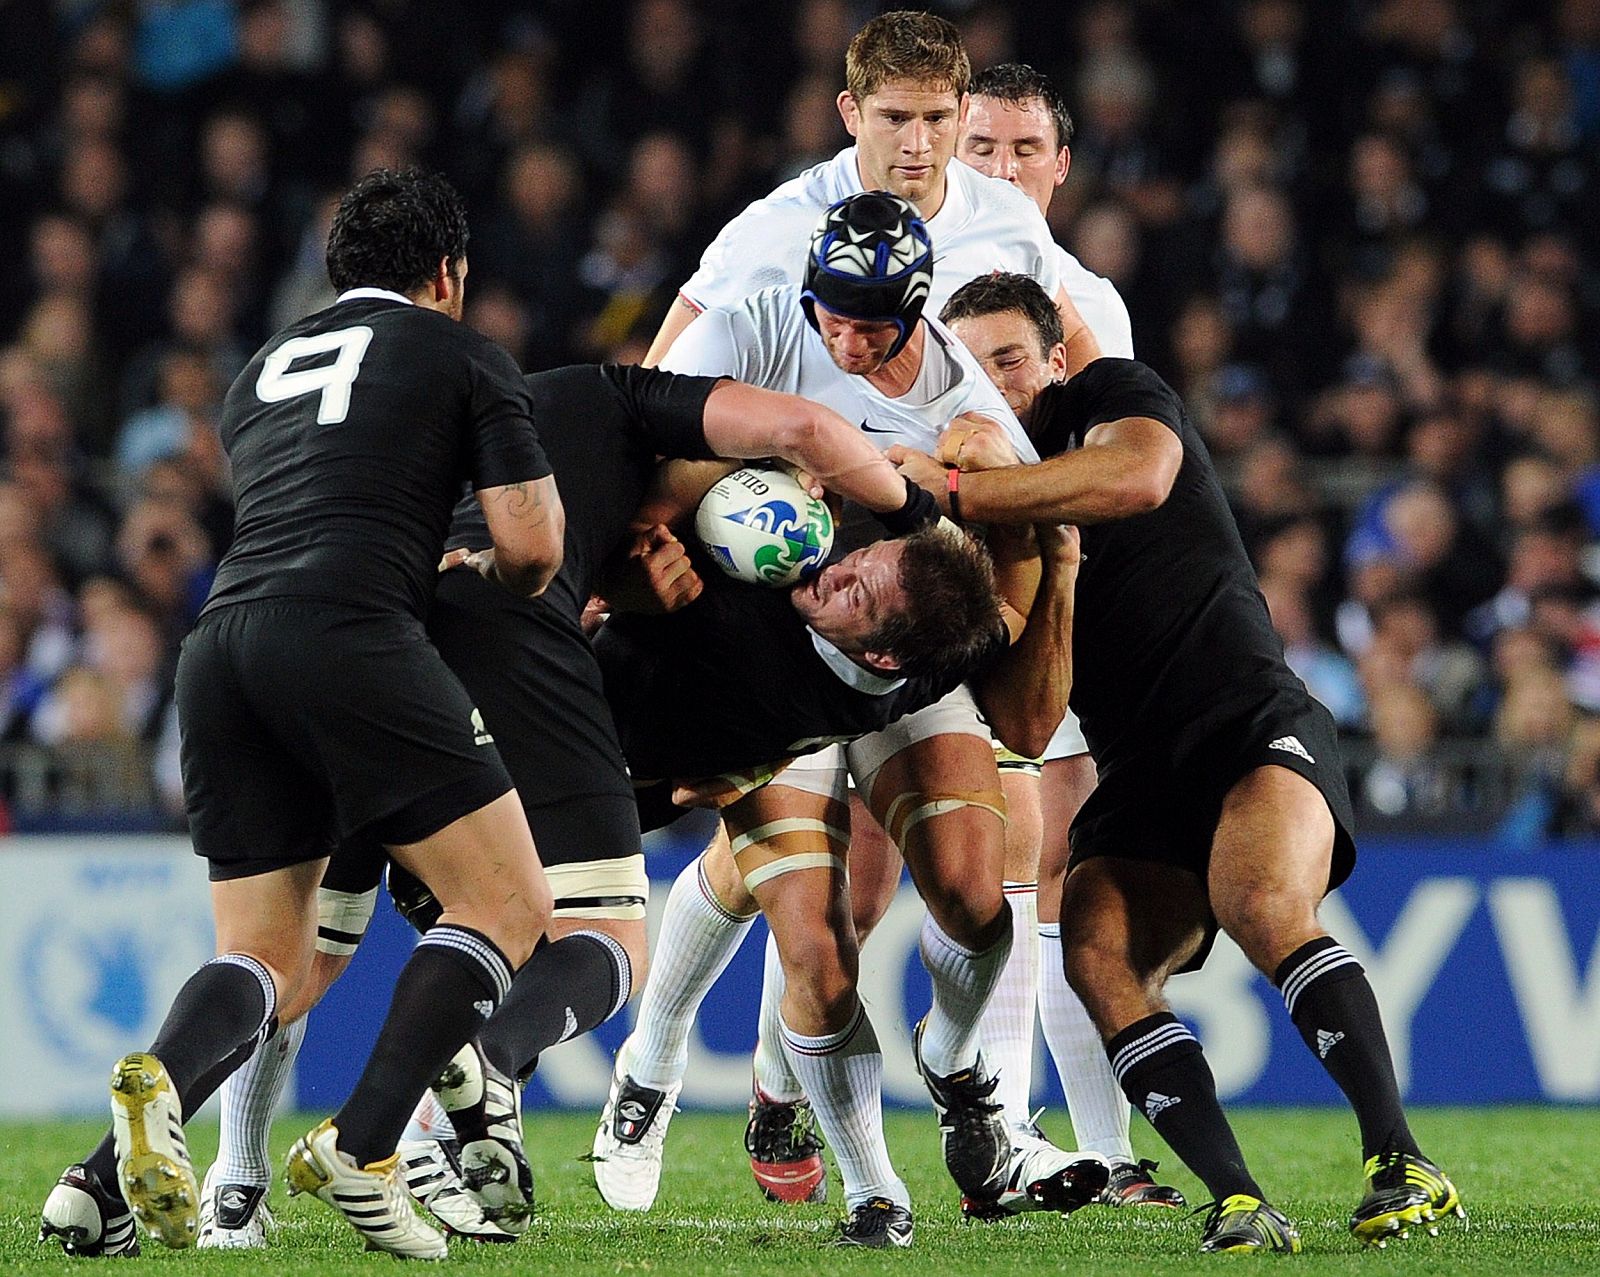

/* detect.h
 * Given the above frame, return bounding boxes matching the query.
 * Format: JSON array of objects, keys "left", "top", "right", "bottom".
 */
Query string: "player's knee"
[
  {"left": 922, "top": 880, "right": 1007, "bottom": 951},
  {"left": 775, "top": 927, "right": 857, "bottom": 1018},
  {"left": 1213, "top": 883, "right": 1316, "bottom": 968}
]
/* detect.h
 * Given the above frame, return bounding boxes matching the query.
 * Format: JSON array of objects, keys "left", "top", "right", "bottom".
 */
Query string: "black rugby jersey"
[
  {"left": 1031, "top": 358, "right": 1303, "bottom": 763},
  {"left": 445, "top": 363, "right": 721, "bottom": 618},
  {"left": 206, "top": 291, "right": 550, "bottom": 621},
  {"left": 594, "top": 570, "right": 992, "bottom": 782}
]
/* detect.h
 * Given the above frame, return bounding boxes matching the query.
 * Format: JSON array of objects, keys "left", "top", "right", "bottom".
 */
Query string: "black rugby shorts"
[{"left": 179, "top": 600, "right": 514, "bottom": 881}]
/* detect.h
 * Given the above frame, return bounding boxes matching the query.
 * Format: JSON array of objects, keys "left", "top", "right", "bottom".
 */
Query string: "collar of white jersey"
[
  {"left": 337, "top": 287, "right": 415, "bottom": 306},
  {"left": 808, "top": 626, "right": 907, "bottom": 695}
]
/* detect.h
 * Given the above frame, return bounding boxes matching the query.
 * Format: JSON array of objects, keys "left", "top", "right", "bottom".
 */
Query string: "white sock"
[
  {"left": 753, "top": 931, "right": 804, "bottom": 1101},
  {"left": 213, "top": 1015, "right": 307, "bottom": 1186},
  {"left": 625, "top": 853, "right": 756, "bottom": 1090},
  {"left": 400, "top": 1089, "right": 455, "bottom": 1144},
  {"left": 985, "top": 883, "right": 1038, "bottom": 1129},
  {"left": 781, "top": 1003, "right": 908, "bottom": 1209},
  {"left": 917, "top": 907, "right": 1012, "bottom": 1078},
  {"left": 1037, "top": 921, "right": 1133, "bottom": 1160}
]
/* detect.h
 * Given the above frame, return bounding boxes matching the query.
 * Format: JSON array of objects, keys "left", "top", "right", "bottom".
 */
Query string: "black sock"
[
  {"left": 334, "top": 925, "right": 512, "bottom": 1166},
  {"left": 149, "top": 954, "right": 277, "bottom": 1100},
  {"left": 480, "top": 931, "right": 633, "bottom": 1080},
  {"left": 82, "top": 954, "right": 276, "bottom": 1195},
  {"left": 1108, "top": 1012, "right": 1263, "bottom": 1202},
  {"left": 1275, "top": 936, "right": 1419, "bottom": 1161}
]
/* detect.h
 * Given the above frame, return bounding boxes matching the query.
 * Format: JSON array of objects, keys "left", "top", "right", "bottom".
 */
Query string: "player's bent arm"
[
  {"left": 702, "top": 380, "right": 918, "bottom": 515},
  {"left": 477, "top": 474, "right": 567, "bottom": 596},
  {"left": 1055, "top": 285, "right": 1103, "bottom": 377},
  {"left": 959, "top": 416, "right": 1181, "bottom": 525},
  {"left": 974, "top": 523, "right": 1080, "bottom": 759},
  {"left": 644, "top": 295, "right": 702, "bottom": 367}
]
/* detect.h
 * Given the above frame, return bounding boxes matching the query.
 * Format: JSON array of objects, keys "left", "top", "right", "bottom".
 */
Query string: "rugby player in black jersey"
[
  {"left": 889, "top": 272, "right": 1464, "bottom": 1255},
  {"left": 39, "top": 169, "right": 568, "bottom": 1260}
]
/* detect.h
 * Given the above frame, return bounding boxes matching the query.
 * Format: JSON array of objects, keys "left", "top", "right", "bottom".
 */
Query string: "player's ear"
[
  {"left": 1056, "top": 145, "right": 1071, "bottom": 187},
  {"left": 858, "top": 649, "right": 902, "bottom": 675},
  {"left": 1049, "top": 340, "right": 1070, "bottom": 382},
  {"left": 838, "top": 90, "right": 861, "bottom": 136}
]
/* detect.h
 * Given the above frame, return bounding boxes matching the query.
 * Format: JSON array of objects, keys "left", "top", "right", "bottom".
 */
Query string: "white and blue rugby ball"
[{"left": 695, "top": 467, "right": 834, "bottom": 587}]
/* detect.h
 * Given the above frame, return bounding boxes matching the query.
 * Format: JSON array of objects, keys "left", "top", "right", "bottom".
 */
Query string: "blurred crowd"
[{"left": 1, "top": 0, "right": 1599, "bottom": 840}]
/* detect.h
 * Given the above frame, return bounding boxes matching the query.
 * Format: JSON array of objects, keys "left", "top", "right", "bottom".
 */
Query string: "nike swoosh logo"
[{"left": 860, "top": 422, "right": 897, "bottom": 434}]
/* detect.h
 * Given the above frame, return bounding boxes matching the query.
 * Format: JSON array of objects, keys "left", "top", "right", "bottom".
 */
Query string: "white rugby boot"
[
  {"left": 398, "top": 1137, "right": 518, "bottom": 1242},
  {"left": 39, "top": 1163, "right": 140, "bottom": 1257},
  {"left": 109, "top": 1052, "right": 199, "bottom": 1249},
  {"left": 197, "top": 1163, "right": 274, "bottom": 1249},
  {"left": 591, "top": 1061, "right": 681, "bottom": 1211},
  {"left": 285, "top": 1118, "right": 447, "bottom": 1259},
  {"left": 431, "top": 1041, "right": 534, "bottom": 1232}
]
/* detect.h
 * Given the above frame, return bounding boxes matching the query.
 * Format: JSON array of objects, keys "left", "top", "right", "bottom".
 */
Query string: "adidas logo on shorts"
[
  {"left": 1317, "top": 1029, "right": 1345, "bottom": 1058},
  {"left": 1268, "top": 734, "right": 1314, "bottom": 764},
  {"left": 1144, "top": 1091, "right": 1181, "bottom": 1121},
  {"left": 473, "top": 999, "right": 495, "bottom": 1018}
]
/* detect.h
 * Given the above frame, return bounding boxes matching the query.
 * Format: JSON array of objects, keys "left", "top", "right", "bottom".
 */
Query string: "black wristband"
[{"left": 879, "top": 476, "right": 939, "bottom": 536}]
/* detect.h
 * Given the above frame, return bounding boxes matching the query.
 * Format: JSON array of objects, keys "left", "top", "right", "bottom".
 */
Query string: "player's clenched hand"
[
  {"left": 935, "top": 412, "right": 1019, "bottom": 471},
  {"left": 603, "top": 525, "right": 704, "bottom": 614},
  {"left": 885, "top": 445, "right": 951, "bottom": 515},
  {"left": 438, "top": 545, "right": 503, "bottom": 582},
  {"left": 1034, "top": 522, "right": 1082, "bottom": 574}
]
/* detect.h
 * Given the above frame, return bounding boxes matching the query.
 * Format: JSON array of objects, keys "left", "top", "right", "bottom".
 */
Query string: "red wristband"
[{"left": 946, "top": 465, "right": 963, "bottom": 524}]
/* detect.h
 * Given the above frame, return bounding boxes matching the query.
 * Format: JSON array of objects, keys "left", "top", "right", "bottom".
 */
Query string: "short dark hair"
[
  {"left": 325, "top": 167, "right": 469, "bottom": 295},
  {"left": 866, "top": 526, "right": 1004, "bottom": 682},
  {"left": 940, "top": 271, "right": 1062, "bottom": 357},
  {"left": 970, "top": 62, "right": 1074, "bottom": 149}
]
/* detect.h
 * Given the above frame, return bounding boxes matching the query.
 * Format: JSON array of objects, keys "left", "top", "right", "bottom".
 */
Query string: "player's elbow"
[
  {"left": 494, "top": 508, "right": 566, "bottom": 597},
  {"left": 773, "top": 404, "right": 827, "bottom": 464},
  {"left": 992, "top": 709, "right": 1060, "bottom": 762},
  {"left": 1116, "top": 448, "right": 1180, "bottom": 516}
]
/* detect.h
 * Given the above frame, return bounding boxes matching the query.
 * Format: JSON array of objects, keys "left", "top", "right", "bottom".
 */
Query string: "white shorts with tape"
[
  {"left": 768, "top": 684, "right": 996, "bottom": 805},
  {"left": 1042, "top": 705, "right": 1089, "bottom": 762}
]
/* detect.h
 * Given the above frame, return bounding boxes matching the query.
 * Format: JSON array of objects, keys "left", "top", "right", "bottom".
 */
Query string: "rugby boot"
[
  {"left": 592, "top": 1064, "right": 680, "bottom": 1211},
  {"left": 962, "top": 1130, "right": 1108, "bottom": 1220},
  {"left": 39, "top": 1163, "right": 140, "bottom": 1257},
  {"left": 431, "top": 1041, "right": 533, "bottom": 1232},
  {"left": 913, "top": 1019, "right": 1009, "bottom": 1206},
  {"left": 285, "top": 1118, "right": 446, "bottom": 1259},
  {"left": 109, "top": 1053, "right": 199, "bottom": 1249},
  {"left": 197, "top": 1164, "right": 273, "bottom": 1249},
  {"left": 1099, "top": 1157, "right": 1187, "bottom": 1209},
  {"left": 398, "top": 1137, "right": 517, "bottom": 1242},
  {"left": 745, "top": 1089, "right": 827, "bottom": 1203},
  {"left": 834, "top": 1197, "right": 914, "bottom": 1248},
  {"left": 1198, "top": 1194, "right": 1302, "bottom": 1254},
  {"left": 1349, "top": 1151, "right": 1464, "bottom": 1247}
]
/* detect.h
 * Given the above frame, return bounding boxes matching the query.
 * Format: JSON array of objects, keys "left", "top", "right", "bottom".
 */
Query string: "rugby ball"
[{"left": 695, "top": 467, "right": 834, "bottom": 587}]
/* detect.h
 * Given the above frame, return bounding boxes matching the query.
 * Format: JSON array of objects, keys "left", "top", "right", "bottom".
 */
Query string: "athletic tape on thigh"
[
  {"left": 316, "top": 886, "right": 378, "bottom": 956},
  {"left": 993, "top": 742, "right": 1043, "bottom": 776},
  {"left": 546, "top": 854, "right": 650, "bottom": 921},
  {"left": 730, "top": 817, "right": 849, "bottom": 892},
  {"left": 881, "top": 788, "right": 1007, "bottom": 851}
]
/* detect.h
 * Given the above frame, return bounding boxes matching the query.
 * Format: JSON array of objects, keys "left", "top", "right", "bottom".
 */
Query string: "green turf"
[{"left": 3, "top": 1108, "right": 1595, "bottom": 1273}]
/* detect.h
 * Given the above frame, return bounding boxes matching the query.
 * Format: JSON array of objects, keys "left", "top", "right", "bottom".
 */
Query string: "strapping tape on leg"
[
  {"left": 882, "top": 789, "right": 1007, "bottom": 851},
  {"left": 730, "top": 817, "right": 849, "bottom": 893},
  {"left": 315, "top": 886, "right": 378, "bottom": 956}
]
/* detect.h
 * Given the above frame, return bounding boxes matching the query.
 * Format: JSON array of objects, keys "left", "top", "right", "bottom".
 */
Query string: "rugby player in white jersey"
[
  {"left": 593, "top": 193, "right": 1108, "bottom": 1247},
  {"left": 622, "top": 11, "right": 1114, "bottom": 1222},
  {"left": 643, "top": 11, "right": 1100, "bottom": 372}
]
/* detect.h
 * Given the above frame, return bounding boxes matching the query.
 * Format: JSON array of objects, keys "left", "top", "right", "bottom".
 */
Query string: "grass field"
[{"left": 4, "top": 1109, "right": 1597, "bottom": 1274}]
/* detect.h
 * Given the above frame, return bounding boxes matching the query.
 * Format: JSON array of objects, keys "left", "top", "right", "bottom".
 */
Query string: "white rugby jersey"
[
  {"left": 1059, "top": 244, "right": 1134, "bottom": 358},
  {"left": 680, "top": 149, "right": 1064, "bottom": 320},
  {"left": 662, "top": 283, "right": 1039, "bottom": 463}
]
